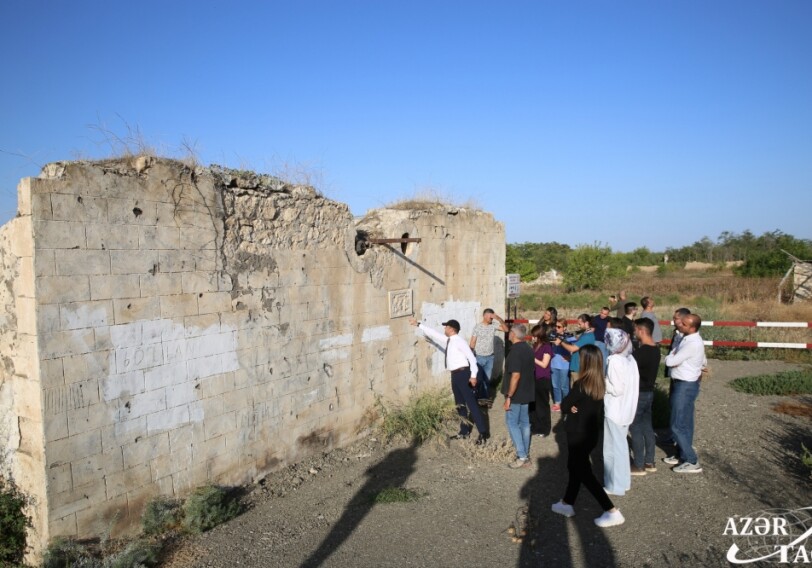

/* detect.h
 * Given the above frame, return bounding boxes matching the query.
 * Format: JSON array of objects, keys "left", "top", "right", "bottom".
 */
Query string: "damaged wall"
[{"left": 0, "top": 157, "right": 505, "bottom": 552}]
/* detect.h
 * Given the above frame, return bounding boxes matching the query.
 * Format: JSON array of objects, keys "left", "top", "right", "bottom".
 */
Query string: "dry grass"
[
  {"left": 772, "top": 400, "right": 812, "bottom": 419},
  {"left": 456, "top": 435, "right": 517, "bottom": 464},
  {"left": 383, "top": 187, "right": 482, "bottom": 211}
]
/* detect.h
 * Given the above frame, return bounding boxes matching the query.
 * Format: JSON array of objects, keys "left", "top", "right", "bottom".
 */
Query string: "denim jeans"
[
  {"left": 670, "top": 379, "right": 700, "bottom": 464},
  {"left": 476, "top": 354, "right": 494, "bottom": 399},
  {"left": 505, "top": 403, "right": 531, "bottom": 460},
  {"left": 551, "top": 367, "right": 570, "bottom": 404},
  {"left": 630, "top": 391, "right": 656, "bottom": 468}
]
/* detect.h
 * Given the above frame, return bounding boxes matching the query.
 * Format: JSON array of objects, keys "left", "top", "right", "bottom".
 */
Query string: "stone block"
[
  {"left": 46, "top": 430, "right": 102, "bottom": 466},
  {"left": 159, "top": 294, "right": 199, "bottom": 318},
  {"left": 16, "top": 257, "right": 35, "bottom": 297},
  {"left": 51, "top": 193, "right": 108, "bottom": 222},
  {"left": 145, "top": 363, "right": 188, "bottom": 392},
  {"left": 197, "top": 292, "right": 232, "bottom": 315},
  {"left": 49, "top": 514, "right": 78, "bottom": 539},
  {"left": 67, "top": 403, "right": 111, "bottom": 436},
  {"left": 16, "top": 296, "right": 37, "bottom": 335},
  {"left": 138, "top": 225, "right": 180, "bottom": 250},
  {"left": 100, "top": 417, "right": 146, "bottom": 454},
  {"left": 86, "top": 224, "right": 139, "bottom": 250},
  {"left": 105, "top": 463, "right": 152, "bottom": 500},
  {"left": 108, "top": 198, "right": 158, "bottom": 226},
  {"left": 180, "top": 227, "right": 217, "bottom": 250},
  {"left": 150, "top": 444, "right": 192, "bottom": 480},
  {"left": 110, "top": 250, "right": 159, "bottom": 276},
  {"left": 40, "top": 357, "right": 64, "bottom": 389},
  {"left": 114, "top": 388, "right": 166, "bottom": 422},
  {"left": 171, "top": 462, "right": 208, "bottom": 495},
  {"left": 158, "top": 250, "right": 196, "bottom": 273},
  {"left": 8, "top": 216, "right": 33, "bottom": 257},
  {"left": 204, "top": 411, "right": 236, "bottom": 440},
  {"left": 180, "top": 271, "right": 218, "bottom": 294},
  {"left": 90, "top": 275, "right": 141, "bottom": 300},
  {"left": 165, "top": 380, "right": 197, "bottom": 408},
  {"left": 112, "top": 297, "right": 160, "bottom": 324},
  {"left": 122, "top": 432, "right": 170, "bottom": 470},
  {"left": 139, "top": 273, "right": 182, "bottom": 297},
  {"left": 56, "top": 250, "right": 111, "bottom": 276},
  {"left": 17, "top": 177, "right": 33, "bottom": 216},
  {"left": 37, "top": 303, "right": 61, "bottom": 334},
  {"left": 146, "top": 405, "right": 190, "bottom": 436},
  {"left": 59, "top": 300, "right": 113, "bottom": 330},
  {"left": 44, "top": 412, "right": 69, "bottom": 443},
  {"left": 50, "top": 479, "right": 107, "bottom": 520},
  {"left": 71, "top": 451, "right": 124, "bottom": 488},
  {"left": 101, "top": 370, "right": 146, "bottom": 402},
  {"left": 37, "top": 275, "right": 91, "bottom": 304},
  {"left": 40, "top": 328, "right": 95, "bottom": 360},
  {"left": 34, "top": 220, "right": 86, "bottom": 250}
]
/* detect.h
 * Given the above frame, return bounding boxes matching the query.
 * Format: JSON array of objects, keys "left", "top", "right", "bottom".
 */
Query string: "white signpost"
[{"left": 507, "top": 273, "right": 520, "bottom": 298}]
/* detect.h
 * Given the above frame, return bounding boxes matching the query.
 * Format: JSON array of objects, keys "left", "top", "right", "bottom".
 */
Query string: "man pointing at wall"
[{"left": 410, "top": 317, "right": 490, "bottom": 444}]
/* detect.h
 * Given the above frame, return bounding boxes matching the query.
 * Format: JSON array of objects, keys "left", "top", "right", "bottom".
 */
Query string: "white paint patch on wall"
[
  {"left": 361, "top": 325, "right": 391, "bottom": 343},
  {"left": 88, "top": 316, "right": 240, "bottom": 431},
  {"left": 319, "top": 333, "right": 353, "bottom": 349},
  {"left": 418, "top": 300, "right": 481, "bottom": 376}
]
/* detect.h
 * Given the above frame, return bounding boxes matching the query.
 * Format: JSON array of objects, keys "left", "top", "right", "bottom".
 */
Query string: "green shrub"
[
  {"left": 372, "top": 487, "right": 420, "bottom": 504},
  {"left": 377, "top": 389, "right": 458, "bottom": 443},
  {"left": 729, "top": 370, "right": 812, "bottom": 396},
  {"left": 0, "top": 475, "right": 32, "bottom": 566},
  {"left": 106, "top": 539, "right": 160, "bottom": 568},
  {"left": 42, "top": 538, "right": 93, "bottom": 568},
  {"left": 182, "top": 486, "right": 241, "bottom": 534},
  {"left": 141, "top": 496, "right": 181, "bottom": 535}
]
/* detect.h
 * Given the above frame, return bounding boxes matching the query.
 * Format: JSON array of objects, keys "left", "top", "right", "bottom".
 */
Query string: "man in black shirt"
[
  {"left": 630, "top": 318, "right": 661, "bottom": 475},
  {"left": 502, "top": 324, "right": 536, "bottom": 469}
]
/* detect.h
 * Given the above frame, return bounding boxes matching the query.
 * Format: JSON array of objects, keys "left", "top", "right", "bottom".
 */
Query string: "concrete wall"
[{"left": 0, "top": 157, "right": 505, "bottom": 552}]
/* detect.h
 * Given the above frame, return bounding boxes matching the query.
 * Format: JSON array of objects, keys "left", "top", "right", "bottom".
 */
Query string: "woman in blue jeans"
[{"left": 550, "top": 321, "right": 571, "bottom": 411}]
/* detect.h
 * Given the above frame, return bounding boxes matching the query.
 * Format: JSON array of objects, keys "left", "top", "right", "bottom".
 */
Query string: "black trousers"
[
  {"left": 530, "top": 379, "right": 551, "bottom": 436},
  {"left": 450, "top": 369, "right": 487, "bottom": 436},
  {"left": 563, "top": 435, "right": 614, "bottom": 511}
]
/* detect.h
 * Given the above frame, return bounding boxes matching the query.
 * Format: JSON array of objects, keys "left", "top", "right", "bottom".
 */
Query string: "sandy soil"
[{"left": 162, "top": 359, "right": 812, "bottom": 568}]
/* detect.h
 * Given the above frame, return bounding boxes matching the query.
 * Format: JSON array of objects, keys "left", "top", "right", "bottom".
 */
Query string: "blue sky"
[{"left": 1, "top": 1, "right": 810, "bottom": 251}]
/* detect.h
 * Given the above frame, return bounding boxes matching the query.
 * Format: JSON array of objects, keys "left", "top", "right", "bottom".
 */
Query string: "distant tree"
[
  {"left": 506, "top": 245, "right": 538, "bottom": 281},
  {"left": 735, "top": 231, "right": 812, "bottom": 277},
  {"left": 563, "top": 243, "right": 624, "bottom": 291}
]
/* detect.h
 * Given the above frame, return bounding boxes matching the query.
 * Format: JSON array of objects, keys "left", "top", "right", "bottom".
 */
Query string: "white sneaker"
[
  {"left": 673, "top": 462, "right": 703, "bottom": 473},
  {"left": 551, "top": 501, "right": 575, "bottom": 518},
  {"left": 594, "top": 510, "right": 625, "bottom": 528},
  {"left": 662, "top": 456, "right": 679, "bottom": 465}
]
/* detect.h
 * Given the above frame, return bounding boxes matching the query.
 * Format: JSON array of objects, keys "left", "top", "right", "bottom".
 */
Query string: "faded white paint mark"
[
  {"left": 319, "top": 333, "right": 354, "bottom": 350},
  {"left": 361, "top": 325, "right": 391, "bottom": 343}
]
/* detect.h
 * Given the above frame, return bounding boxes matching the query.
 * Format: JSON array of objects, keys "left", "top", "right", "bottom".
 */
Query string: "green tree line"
[{"left": 506, "top": 230, "right": 812, "bottom": 290}]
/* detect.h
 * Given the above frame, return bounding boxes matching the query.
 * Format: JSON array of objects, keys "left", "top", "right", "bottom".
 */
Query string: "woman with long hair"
[
  {"left": 542, "top": 307, "right": 558, "bottom": 327},
  {"left": 530, "top": 324, "right": 553, "bottom": 437},
  {"left": 551, "top": 344, "right": 625, "bottom": 527}
]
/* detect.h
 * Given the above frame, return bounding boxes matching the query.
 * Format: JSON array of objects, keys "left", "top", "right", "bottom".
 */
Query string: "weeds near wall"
[
  {"left": 182, "top": 486, "right": 242, "bottom": 534},
  {"left": 371, "top": 487, "right": 421, "bottom": 504},
  {"left": 141, "top": 497, "right": 182, "bottom": 535},
  {"left": 384, "top": 187, "right": 482, "bottom": 211},
  {"left": 0, "top": 475, "right": 32, "bottom": 566},
  {"left": 42, "top": 537, "right": 160, "bottom": 568},
  {"left": 376, "top": 389, "right": 458, "bottom": 443}
]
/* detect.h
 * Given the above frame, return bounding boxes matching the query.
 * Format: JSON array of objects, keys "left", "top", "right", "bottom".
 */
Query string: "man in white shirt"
[
  {"left": 409, "top": 317, "right": 490, "bottom": 444},
  {"left": 663, "top": 314, "right": 707, "bottom": 473}
]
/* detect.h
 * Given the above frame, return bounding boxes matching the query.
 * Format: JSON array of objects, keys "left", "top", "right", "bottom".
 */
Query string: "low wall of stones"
[{"left": 0, "top": 157, "right": 505, "bottom": 553}]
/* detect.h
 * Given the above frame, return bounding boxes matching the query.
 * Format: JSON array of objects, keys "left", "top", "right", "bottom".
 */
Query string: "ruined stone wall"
[{"left": 1, "top": 157, "right": 505, "bottom": 551}]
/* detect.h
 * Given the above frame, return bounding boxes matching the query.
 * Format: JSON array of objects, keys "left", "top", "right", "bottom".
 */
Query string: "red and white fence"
[{"left": 515, "top": 319, "right": 812, "bottom": 349}]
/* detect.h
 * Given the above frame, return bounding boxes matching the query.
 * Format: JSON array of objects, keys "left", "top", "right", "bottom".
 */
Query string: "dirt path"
[{"left": 163, "top": 360, "right": 811, "bottom": 567}]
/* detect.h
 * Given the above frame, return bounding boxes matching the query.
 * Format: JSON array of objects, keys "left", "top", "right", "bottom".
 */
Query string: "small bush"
[
  {"left": 182, "top": 486, "right": 241, "bottom": 534},
  {"left": 729, "top": 370, "right": 812, "bottom": 396},
  {"left": 372, "top": 487, "right": 421, "bottom": 504},
  {"left": 42, "top": 538, "right": 93, "bottom": 568},
  {"left": 141, "top": 496, "right": 182, "bottom": 535},
  {"left": 0, "top": 475, "right": 32, "bottom": 566},
  {"left": 377, "top": 389, "right": 458, "bottom": 443},
  {"left": 106, "top": 539, "right": 160, "bottom": 568}
]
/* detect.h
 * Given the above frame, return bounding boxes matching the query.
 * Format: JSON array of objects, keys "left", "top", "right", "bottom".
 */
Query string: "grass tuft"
[
  {"left": 372, "top": 487, "right": 421, "bottom": 504},
  {"left": 0, "top": 474, "right": 32, "bottom": 566},
  {"left": 729, "top": 370, "right": 812, "bottom": 396},
  {"left": 182, "top": 485, "right": 241, "bottom": 534},
  {"left": 142, "top": 496, "right": 182, "bottom": 535},
  {"left": 377, "top": 389, "right": 459, "bottom": 443}
]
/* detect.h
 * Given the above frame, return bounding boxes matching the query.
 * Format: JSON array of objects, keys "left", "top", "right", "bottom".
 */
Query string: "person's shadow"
[
  {"left": 299, "top": 443, "right": 418, "bottom": 568},
  {"left": 517, "top": 420, "right": 617, "bottom": 567}
]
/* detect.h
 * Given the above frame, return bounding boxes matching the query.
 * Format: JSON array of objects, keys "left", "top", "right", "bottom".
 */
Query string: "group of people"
[{"left": 410, "top": 294, "right": 707, "bottom": 529}]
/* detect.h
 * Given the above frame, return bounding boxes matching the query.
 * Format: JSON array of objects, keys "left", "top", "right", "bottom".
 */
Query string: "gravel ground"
[{"left": 162, "top": 360, "right": 812, "bottom": 568}]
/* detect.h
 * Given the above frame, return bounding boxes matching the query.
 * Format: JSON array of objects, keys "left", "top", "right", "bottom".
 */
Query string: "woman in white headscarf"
[{"left": 603, "top": 328, "right": 640, "bottom": 496}]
